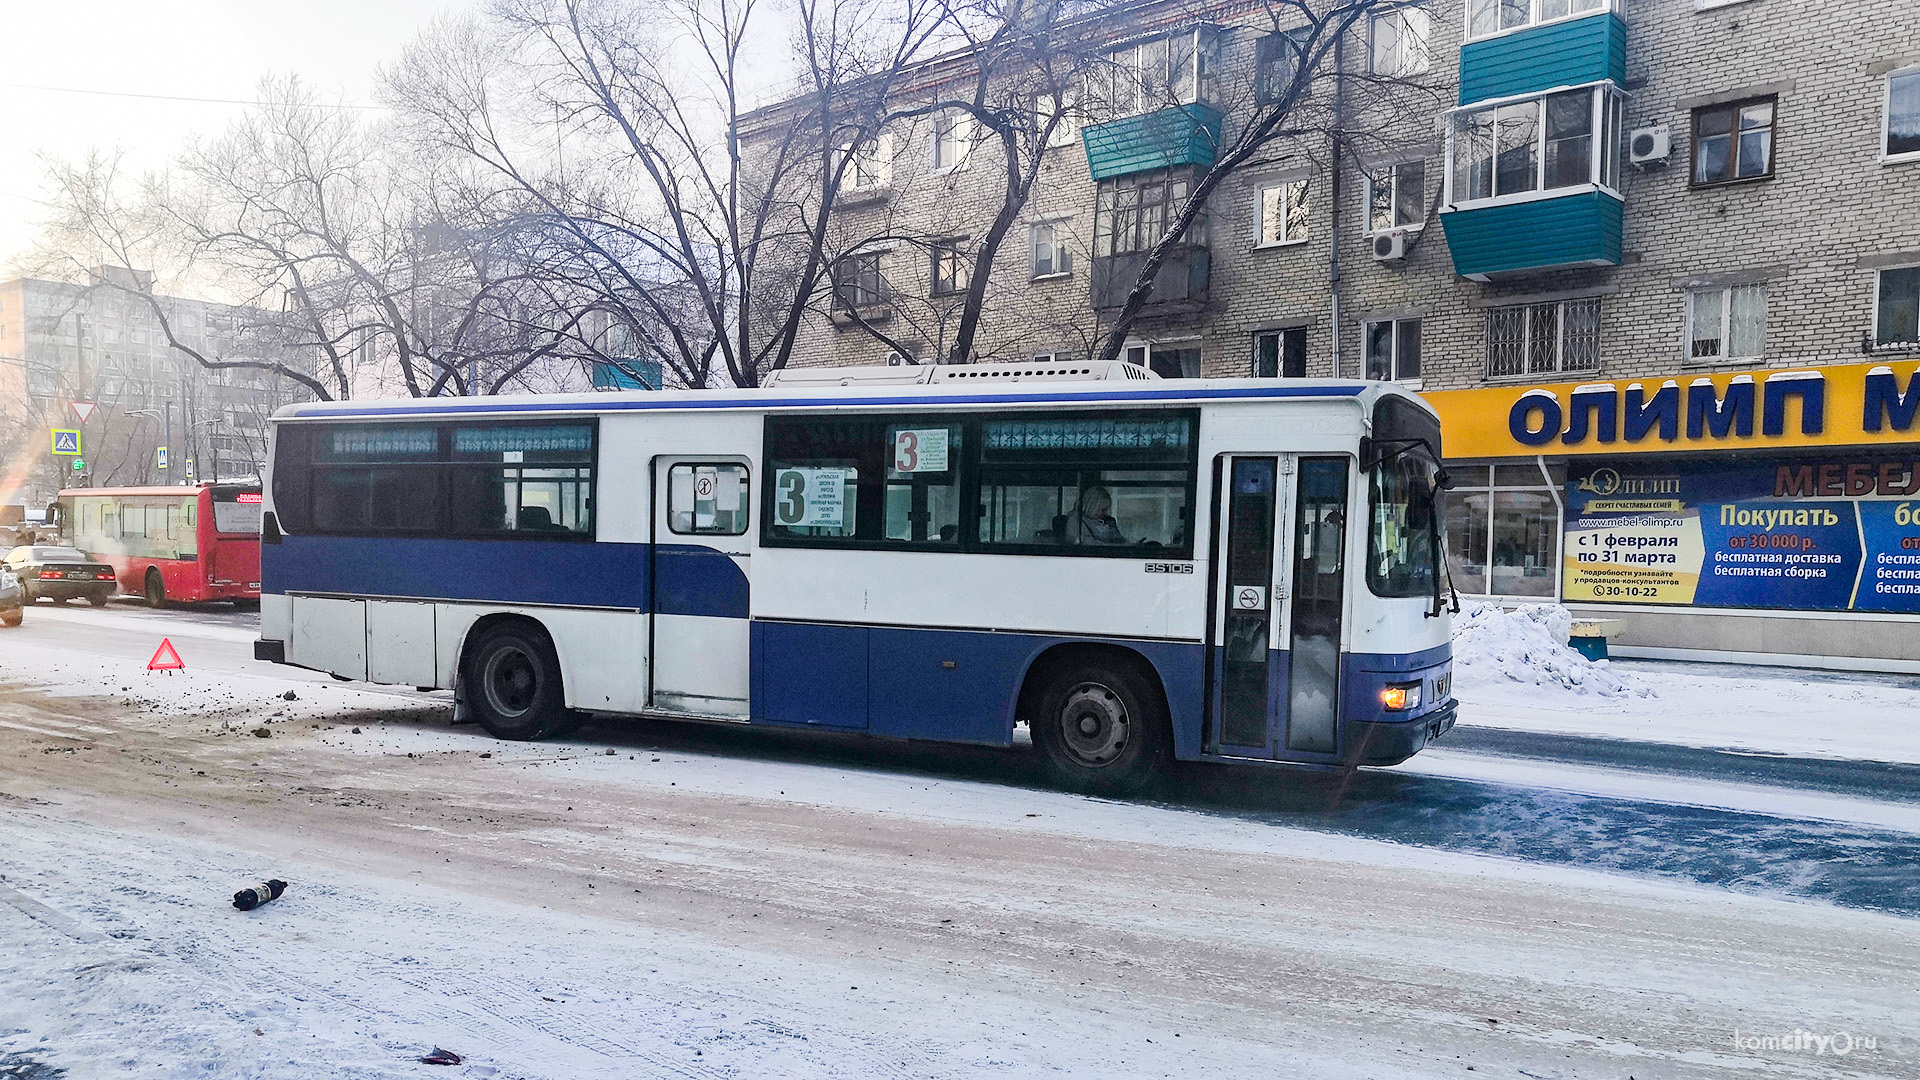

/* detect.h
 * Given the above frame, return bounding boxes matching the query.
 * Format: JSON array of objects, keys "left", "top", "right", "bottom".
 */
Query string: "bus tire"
[
  {"left": 460, "top": 622, "right": 576, "bottom": 741},
  {"left": 144, "top": 568, "right": 167, "bottom": 608},
  {"left": 1029, "top": 659, "right": 1169, "bottom": 797}
]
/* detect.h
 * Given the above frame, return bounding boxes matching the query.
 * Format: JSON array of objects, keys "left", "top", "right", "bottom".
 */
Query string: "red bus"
[{"left": 55, "top": 484, "right": 263, "bottom": 606}]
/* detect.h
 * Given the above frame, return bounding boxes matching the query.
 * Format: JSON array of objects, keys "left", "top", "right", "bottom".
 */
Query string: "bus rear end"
[{"left": 199, "top": 485, "right": 264, "bottom": 603}]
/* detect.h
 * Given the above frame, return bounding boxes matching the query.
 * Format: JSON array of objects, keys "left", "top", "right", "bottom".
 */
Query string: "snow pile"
[{"left": 1451, "top": 601, "right": 1651, "bottom": 699}]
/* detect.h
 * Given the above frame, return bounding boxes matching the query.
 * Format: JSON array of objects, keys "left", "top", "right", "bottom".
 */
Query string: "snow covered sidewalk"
[{"left": 1451, "top": 602, "right": 1920, "bottom": 765}]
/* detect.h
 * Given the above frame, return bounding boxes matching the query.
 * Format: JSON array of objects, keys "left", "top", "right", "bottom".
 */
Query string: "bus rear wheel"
[
  {"left": 460, "top": 623, "right": 581, "bottom": 741},
  {"left": 144, "top": 568, "right": 167, "bottom": 608},
  {"left": 1029, "top": 660, "right": 1169, "bottom": 796}
]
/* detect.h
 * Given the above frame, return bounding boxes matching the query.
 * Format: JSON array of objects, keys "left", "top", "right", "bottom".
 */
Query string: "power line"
[{"left": 0, "top": 82, "right": 388, "bottom": 111}]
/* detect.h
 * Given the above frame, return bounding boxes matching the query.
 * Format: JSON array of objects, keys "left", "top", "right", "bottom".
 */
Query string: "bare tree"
[
  {"left": 386, "top": 0, "right": 955, "bottom": 387},
  {"left": 1091, "top": 0, "right": 1450, "bottom": 366},
  {"left": 816, "top": 0, "right": 1118, "bottom": 365}
]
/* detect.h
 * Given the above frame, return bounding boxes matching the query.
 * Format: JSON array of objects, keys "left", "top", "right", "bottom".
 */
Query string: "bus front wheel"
[
  {"left": 1029, "top": 660, "right": 1169, "bottom": 796},
  {"left": 144, "top": 568, "right": 167, "bottom": 608},
  {"left": 460, "top": 623, "right": 581, "bottom": 741}
]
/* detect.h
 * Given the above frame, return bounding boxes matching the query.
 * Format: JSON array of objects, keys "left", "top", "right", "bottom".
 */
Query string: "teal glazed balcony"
[
  {"left": 1082, "top": 104, "right": 1224, "bottom": 181},
  {"left": 1438, "top": 189, "right": 1623, "bottom": 280},
  {"left": 1459, "top": 12, "right": 1626, "bottom": 104}
]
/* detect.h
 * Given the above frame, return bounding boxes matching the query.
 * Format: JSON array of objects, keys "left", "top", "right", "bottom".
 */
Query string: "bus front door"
[
  {"left": 649, "top": 458, "right": 753, "bottom": 718},
  {"left": 1207, "top": 454, "right": 1350, "bottom": 760}
]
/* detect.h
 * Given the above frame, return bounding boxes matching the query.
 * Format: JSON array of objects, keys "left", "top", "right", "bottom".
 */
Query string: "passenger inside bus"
[{"left": 1063, "top": 486, "right": 1127, "bottom": 545}]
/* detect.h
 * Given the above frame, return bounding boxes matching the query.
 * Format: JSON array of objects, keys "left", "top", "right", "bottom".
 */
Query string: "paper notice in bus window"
[
  {"left": 774, "top": 468, "right": 848, "bottom": 528},
  {"left": 671, "top": 467, "right": 696, "bottom": 509},
  {"left": 892, "top": 428, "right": 950, "bottom": 473},
  {"left": 715, "top": 467, "right": 742, "bottom": 512}
]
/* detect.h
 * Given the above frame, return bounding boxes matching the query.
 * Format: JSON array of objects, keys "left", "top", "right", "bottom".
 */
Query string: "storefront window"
[{"left": 1445, "top": 462, "right": 1563, "bottom": 598}]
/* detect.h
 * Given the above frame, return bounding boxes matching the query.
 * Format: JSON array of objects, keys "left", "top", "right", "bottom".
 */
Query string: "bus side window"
[
  {"left": 975, "top": 413, "right": 1197, "bottom": 557},
  {"left": 668, "top": 464, "right": 749, "bottom": 536},
  {"left": 103, "top": 504, "right": 120, "bottom": 538},
  {"left": 883, "top": 425, "right": 962, "bottom": 544}
]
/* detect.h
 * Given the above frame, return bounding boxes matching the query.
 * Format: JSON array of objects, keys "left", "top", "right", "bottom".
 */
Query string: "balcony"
[
  {"left": 1082, "top": 104, "right": 1223, "bottom": 181},
  {"left": 1091, "top": 245, "right": 1210, "bottom": 313},
  {"left": 1437, "top": 188, "right": 1622, "bottom": 281},
  {"left": 1458, "top": 11, "right": 1626, "bottom": 104}
]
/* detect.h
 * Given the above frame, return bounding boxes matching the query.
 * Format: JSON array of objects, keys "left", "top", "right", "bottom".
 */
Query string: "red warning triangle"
[{"left": 147, "top": 638, "right": 184, "bottom": 671}]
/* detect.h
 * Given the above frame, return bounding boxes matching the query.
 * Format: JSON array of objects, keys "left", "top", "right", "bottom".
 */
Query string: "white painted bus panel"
[
  {"left": 365, "top": 600, "right": 437, "bottom": 686},
  {"left": 291, "top": 596, "right": 367, "bottom": 681},
  {"left": 652, "top": 612, "right": 751, "bottom": 716}
]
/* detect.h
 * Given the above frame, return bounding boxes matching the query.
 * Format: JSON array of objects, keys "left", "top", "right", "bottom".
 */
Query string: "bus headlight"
[{"left": 1381, "top": 683, "right": 1421, "bottom": 712}]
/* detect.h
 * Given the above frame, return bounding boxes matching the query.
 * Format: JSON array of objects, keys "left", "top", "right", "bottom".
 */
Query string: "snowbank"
[{"left": 1451, "top": 601, "right": 1651, "bottom": 699}]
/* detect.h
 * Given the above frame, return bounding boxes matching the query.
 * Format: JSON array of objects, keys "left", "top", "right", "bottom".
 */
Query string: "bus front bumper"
[
  {"left": 1342, "top": 701, "right": 1457, "bottom": 767},
  {"left": 254, "top": 638, "right": 286, "bottom": 664}
]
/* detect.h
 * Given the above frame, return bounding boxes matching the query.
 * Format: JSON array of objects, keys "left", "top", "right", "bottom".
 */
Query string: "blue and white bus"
[{"left": 253, "top": 361, "right": 1455, "bottom": 793}]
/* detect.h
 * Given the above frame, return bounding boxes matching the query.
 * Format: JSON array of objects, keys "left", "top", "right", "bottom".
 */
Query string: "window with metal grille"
[{"left": 1485, "top": 297, "right": 1600, "bottom": 378}]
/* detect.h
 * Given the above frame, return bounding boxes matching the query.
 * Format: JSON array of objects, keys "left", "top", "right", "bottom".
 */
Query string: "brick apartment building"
[
  {"left": 0, "top": 268, "right": 304, "bottom": 513},
  {"left": 742, "top": 0, "right": 1920, "bottom": 666}
]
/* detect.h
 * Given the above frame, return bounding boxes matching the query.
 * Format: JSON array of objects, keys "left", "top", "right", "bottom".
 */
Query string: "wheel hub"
[
  {"left": 482, "top": 647, "right": 537, "bottom": 717},
  {"left": 1057, "top": 682, "right": 1130, "bottom": 766}
]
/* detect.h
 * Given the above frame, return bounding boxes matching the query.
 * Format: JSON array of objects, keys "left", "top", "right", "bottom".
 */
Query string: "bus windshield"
[{"left": 1367, "top": 452, "right": 1439, "bottom": 599}]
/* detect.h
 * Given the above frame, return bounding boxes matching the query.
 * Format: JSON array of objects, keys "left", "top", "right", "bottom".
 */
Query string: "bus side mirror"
[{"left": 262, "top": 512, "right": 282, "bottom": 545}]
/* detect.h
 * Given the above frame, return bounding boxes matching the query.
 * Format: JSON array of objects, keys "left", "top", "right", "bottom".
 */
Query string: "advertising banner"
[{"left": 1565, "top": 455, "right": 1920, "bottom": 613}]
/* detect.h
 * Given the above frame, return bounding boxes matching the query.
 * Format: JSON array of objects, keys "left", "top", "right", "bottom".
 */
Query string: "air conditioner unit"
[
  {"left": 1371, "top": 230, "right": 1409, "bottom": 262},
  {"left": 1628, "top": 125, "right": 1671, "bottom": 167}
]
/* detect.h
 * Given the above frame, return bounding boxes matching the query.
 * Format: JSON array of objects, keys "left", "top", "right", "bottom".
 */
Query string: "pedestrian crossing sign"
[{"left": 51, "top": 429, "right": 81, "bottom": 455}]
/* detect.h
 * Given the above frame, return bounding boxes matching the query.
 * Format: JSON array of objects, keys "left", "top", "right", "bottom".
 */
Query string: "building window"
[
  {"left": 1364, "top": 318, "right": 1421, "bottom": 381},
  {"left": 1887, "top": 69, "right": 1920, "bottom": 162},
  {"left": 1094, "top": 168, "right": 1201, "bottom": 257},
  {"left": 1254, "top": 328, "right": 1307, "bottom": 378},
  {"left": 1366, "top": 161, "right": 1427, "bottom": 232},
  {"left": 1877, "top": 266, "right": 1920, "bottom": 347},
  {"left": 1485, "top": 297, "right": 1601, "bottom": 377},
  {"left": 1030, "top": 221, "right": 1074, "bottom": 279},
  {"left": 832, "top": 252, "right": 887, "bottom": 310},
  {"left": 1450, "top": 84, "right": 1623, "bottom": 204},
  {"left": 1445, "top": 463, "right": 1564, "bottom": 598},
  {"left": 1094, "top": 28, "right": 1218, "bottom": 118},
  {"left": 1254, "top": 28, "right": 1310, "bottom": 105},
  {"left": 1370, "top": 6, "right": 1431, "bottom": 78},
  {"left": 1467, "top": 0, "right": 1607, "bottom": 41},
  {"left": 1256, "top": 178, "right": 1310, "bottom": 246},
  {"left": 1686, "top": 284, "right": 1766, "bottom": 362},
  {"left": 931, "top": 111, "right": 971, "bottom": 173},
  {"left": 1691, "top": 98, "right": 1774, "bottom": 185},
  {"left": 844, "top": 136, "right": 890, "bottom": 189},
  {"left": 1035, "top": 89, "right": 1082, "bottom": 149},
  {"left": 1149, "top": 345, "right": 1202, "bottom": 379},
  {"left": 930, "top": 238, "right": 969, "bottom": 298}
]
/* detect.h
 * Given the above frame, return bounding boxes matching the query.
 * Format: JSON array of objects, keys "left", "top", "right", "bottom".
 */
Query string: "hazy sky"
[{"left": 0, "top": 0, "right": 465, "bottom": 273}]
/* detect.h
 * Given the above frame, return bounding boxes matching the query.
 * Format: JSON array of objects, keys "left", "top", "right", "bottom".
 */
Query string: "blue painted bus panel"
[
  {"left": 752, "top": 621, "right": 870, "bottom": 729},
  {"left": 867, "top": 627, "right": 1038, "bottom": 745},
  {"left": 1340, "top": 646, "right": 1453, "bottom": 726},
  {"left": 652, "top": 546, "right": 749, "bottom": 619},
  {"left": 285, "top": 383, "right": 1366, "bottom": 420},
  {"left": 1458, "top": 12, "right": 1626, "bottom": 105},
  {"left": 753, "top": 620, "right": 1208, "bottom": 758},
  {"left": 263, "top": 536, "right": 748, "bottom": 618}
]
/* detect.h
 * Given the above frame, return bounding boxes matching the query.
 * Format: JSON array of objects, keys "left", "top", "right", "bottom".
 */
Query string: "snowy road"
[{"left": 0, "top": 603, "right": 1915, "bottom": 1078}]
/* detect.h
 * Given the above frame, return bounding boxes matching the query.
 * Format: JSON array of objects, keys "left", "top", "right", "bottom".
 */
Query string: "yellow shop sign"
[{"left": 1420, "top": 360, "right": 1920, "bottom": 460}]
